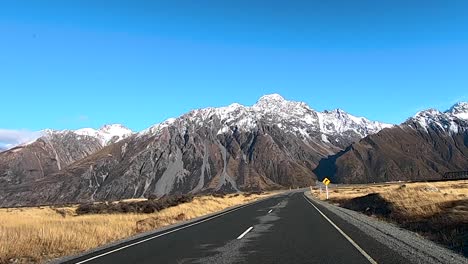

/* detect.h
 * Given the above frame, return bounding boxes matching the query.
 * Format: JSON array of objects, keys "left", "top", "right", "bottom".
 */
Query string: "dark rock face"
[
  {"left": 0, "top": 132, "right": 103, "bottom": 186},
  {"left": 0, "top": 120, "right": 326, "bottom": 206},
  {"left": 314, "top": 116, "right": 468, "bottom": 184},
  {"left": 0, "top": 125, "right": 132, "bottom": 189},
  {"left": 0, "top": 95, "right": 390, "bottom": 206}
]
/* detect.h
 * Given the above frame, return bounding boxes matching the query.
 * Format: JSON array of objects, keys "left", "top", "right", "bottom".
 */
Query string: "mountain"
[
  {"left": 0, "top": 94, "right": 390, "bottom": 206},
  {"left": 314, "top": 102, "right": 468, "bottom": 183},
  {"left": 0, "top": 125, "right": 133, "bottom": 186},
  {"left": 72, "top": 124, "right": 134, "bottom": 146}
]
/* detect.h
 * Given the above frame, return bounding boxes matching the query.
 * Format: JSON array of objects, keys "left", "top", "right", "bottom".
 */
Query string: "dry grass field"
[
  {"left": 311, "top": 180, "right": 468, "bottom": 254},
  {"left": 0, "top": 192, "right": 275, "bottom": 264}
]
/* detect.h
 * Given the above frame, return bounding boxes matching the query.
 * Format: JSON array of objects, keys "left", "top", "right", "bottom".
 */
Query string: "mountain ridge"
[
  {"left": 314, "top": 101, "right": 468, "bottom": 183},
  {"left": 1, "top": 95, "right": 467, "bottom": 206},
  {"left": 0, "top": 94, "right": 391, "bottom": 206}
]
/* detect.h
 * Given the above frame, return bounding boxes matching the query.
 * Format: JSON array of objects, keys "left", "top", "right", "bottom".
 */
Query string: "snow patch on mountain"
[
  {"left": 139, "top": 118, "right": 177, "bottom": 136},
  {"left": 408, "top": 102, "right": 468, "bottom": 133},
  {"left": 318, "top": 109, "right": 392, "bottom": 138},
  {"left": 44, "top": 124, "right": 133, "bottom": 146},
  {"left": 139, "top": 94, "right": 392, "bottom": 146},
  {"left": 448, "top": 102, "right": 468, "bottom": 120},
  {"left": 75, "top": 124, "right": 133, "bottom": 145}
]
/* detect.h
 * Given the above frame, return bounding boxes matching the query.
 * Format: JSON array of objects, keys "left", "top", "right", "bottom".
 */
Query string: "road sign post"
[{"left": 322, "top": 178, "right": 331, "bottom": 200}]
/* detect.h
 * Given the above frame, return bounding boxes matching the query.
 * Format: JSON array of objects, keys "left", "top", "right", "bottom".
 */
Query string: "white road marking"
[
  {"left": 268, "top": 209, "right": 273, "bottom": 214},
  {"left": 303, "top": 195, "right": 378, "bottom": 264},
  {"left": 237, "top": 226, "right": 254, "bottom": 239},
  {"left": 73, "top": 199, "right": 273, "bottom": 264}
]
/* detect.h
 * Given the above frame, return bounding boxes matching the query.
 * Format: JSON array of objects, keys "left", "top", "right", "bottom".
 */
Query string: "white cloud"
[{"left": 0, "top": 129, "right": 42, "bottom": 150}]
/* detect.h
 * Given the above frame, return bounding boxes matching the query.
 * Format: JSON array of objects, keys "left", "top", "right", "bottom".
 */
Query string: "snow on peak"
[
  {"left": 140, "top": 94, "right": 392, "bottom": 145},
  {"left": 447, "top": 102, "right": 468, "bottom": 120},
  {"left": 256, "top": 93, "right": 286, "bottom": 104},
  {"left": 254, "top": 94, "right": 304, "bottom": 109},
  {"left": 449, "top": 101, "right": 468, "bottom": 110},
  {"left": 415, "top": 108, "right": 442, "bottom": 117},
  {"left": 139, "top": 118, "right": 177, "bottom": 136},
  {"left": 408, "top": 106, "right": 466, "bottom": 133},
  {"left": 253, "top": 94, "right": 312, "bottom": 119},
  {"left": 318, "top": 110, "right": 392, "bottom": 138},
  {"left": 98, "top": 124, "right": 132, "bottom": 137},
  {"left": 68, "top": 124, "right": 133, "bottom": 145},
  {"left": 411, "top": 102, "right": 468, "bottom": 128}
]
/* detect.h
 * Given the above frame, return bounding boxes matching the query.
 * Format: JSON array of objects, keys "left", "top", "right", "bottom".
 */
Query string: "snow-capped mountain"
[
  {"left": 45, "top": 124, "right": 133, "bottom": 146},
  {"left": 0, "top": 94, "right": 394, "bottom": 206},
  {"left": 315, "top": 101, "right": 468, "bottom": 184},
  {"left": 449, "top": 102, "right": 468, "bottom": 120},
  {"left": 0, "top": 124, "right": 133, "bottom": 186},
  {"left": 319, "top": 109, "right": 392, "bottom": 138},
  {"left": 407, "top": 102, "right": 468, "bottom": 134},
  {"left": 141, "top": 94, "right": 391, "bottom": 148}
]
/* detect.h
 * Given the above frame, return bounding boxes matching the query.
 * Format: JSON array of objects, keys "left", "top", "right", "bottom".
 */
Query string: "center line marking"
[
  {"left": 72, "top": 196, "right": 279, "bottom": 264},
  {"left": 237, "top": 226, "right": 254, "bottom": 239},
  {"left": 268, "top": 209, "right": 273, "bottom": 214}
]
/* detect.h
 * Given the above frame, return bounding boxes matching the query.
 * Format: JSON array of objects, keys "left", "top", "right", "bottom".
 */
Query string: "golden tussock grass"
[
  {"left": 311, "top": 180, "right": 468, "bottom": 253},
  {"left": 0, "top": 192, "right": 276, "bottom": 264}
]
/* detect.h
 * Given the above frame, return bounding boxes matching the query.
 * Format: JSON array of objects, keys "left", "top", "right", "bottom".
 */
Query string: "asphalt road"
[{"left": 64, "top": 191, "right": 411, "bottom": 264}]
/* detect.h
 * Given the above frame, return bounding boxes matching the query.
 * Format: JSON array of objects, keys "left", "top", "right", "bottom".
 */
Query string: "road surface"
[{"left": 64, "top": 191, "right": 411, "bottom": 264}]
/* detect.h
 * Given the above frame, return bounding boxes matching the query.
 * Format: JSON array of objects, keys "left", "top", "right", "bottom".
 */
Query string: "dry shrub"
[
  {"left": 341, "top": 193, "right": 392, "bottom": 217},
  {"left": 212, "top": 192, "right": 226, "bottom": 198},
  {"left": 76, "top": 194, "right": 194, "bottom": 215},
  {"left": 175, "top": 213, "right": 186, "bottom": 221}
]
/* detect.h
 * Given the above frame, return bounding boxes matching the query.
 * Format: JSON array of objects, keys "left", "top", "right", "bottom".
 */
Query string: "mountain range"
[
  {"left": 0, "top": 95, "right": 467, "bottom": 206},
  {"left": 314, "top": 102, "right": 468, "bottom": 183}
]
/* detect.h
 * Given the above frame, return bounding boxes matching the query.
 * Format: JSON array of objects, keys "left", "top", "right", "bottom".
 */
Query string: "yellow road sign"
[{"left": 322, "top": 178, "right": 331, "bottom": 186}]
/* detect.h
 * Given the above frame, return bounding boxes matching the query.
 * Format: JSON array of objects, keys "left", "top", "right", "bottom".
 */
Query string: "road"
[{"left": 64, "top": 191, "right": 411, "bottom": 264}]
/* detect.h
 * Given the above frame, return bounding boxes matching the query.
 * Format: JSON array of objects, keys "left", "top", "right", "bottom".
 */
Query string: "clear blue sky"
[{"left": 1, "top": 0, "right": 467, "bottom": 132}]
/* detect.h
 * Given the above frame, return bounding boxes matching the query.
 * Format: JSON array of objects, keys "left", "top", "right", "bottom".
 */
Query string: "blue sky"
[{"left": 1, "top": 1, "right": 467, "bottom": 138}]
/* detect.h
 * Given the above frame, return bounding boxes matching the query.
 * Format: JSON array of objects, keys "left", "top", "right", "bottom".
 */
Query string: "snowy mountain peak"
[
  {"left": 414, "top": 108, "right": 442, "bottom": 119},
  {"left": 447, "top": 102, "right": 468, "bottom": 120},
  {"left": 408, "top": 106, "right": 466, "bottom": 133},
  {"left": 100, "top": 124, "right": 128, "bottom": 131},
  {"left": 98, "top": 124, "right": 133, "bottom": 137},
  {"left": 256, "top": 93, "right": 286, "bottom": 104},
  {"left": 253, "top": 94, "right": 311, "bottom": 117},
  {"left": 42, "top": 124, "right": 134, "bottom": 146},
  {"left": 74, "top": 124, "right": 133, "bottom": 145},
  {"left": 449, "top": 101, "right": 468, "bottom": 110},
  {"left": 140, "top": 94, "right": 391, "bottom": 148},
  {"left": 318, "top": 110, "right": 392, "bottom": 138},
  {"left": 325, "top": 109, "right": 346, "bottom": 115}
]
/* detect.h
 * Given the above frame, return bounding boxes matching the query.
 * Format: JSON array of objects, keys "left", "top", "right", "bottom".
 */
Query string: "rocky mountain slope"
[
  {"left": 314, "top": 102, "right": 468, "bottom": 183},
  {"left": 0, "top": 94, "right": 390, "bottom": 206},
  {"left": 0, "top": 125, "right": 133, "bottom": 186}
]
